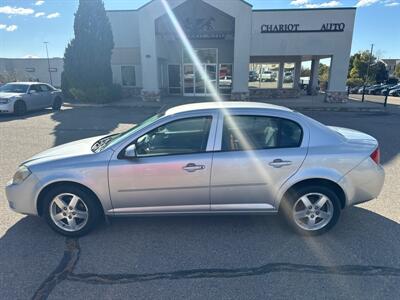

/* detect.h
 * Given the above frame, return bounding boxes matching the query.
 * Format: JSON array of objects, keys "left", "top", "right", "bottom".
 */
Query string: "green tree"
[
  {"left": 372, "top": 61, "right": 388, "bottom": 83},
  {"left": 319, "top": 63, "right": 330, "bottom": 82},
  {"left": 395, "top": 64, "right": 400, "bottom": 78},
  {"left": 62, "top": 0, "right": 117, "bottom": 102},
  {"left": 300, "top": 67, "right": 311, "bottom": 77}
]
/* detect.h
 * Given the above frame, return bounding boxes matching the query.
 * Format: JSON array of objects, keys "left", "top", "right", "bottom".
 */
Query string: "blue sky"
[{"left": 0, "top": 0, "right": 399, "bottom": 59}]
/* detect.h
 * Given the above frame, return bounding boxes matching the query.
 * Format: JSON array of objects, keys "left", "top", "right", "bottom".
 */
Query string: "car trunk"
[{"left": 328, "top": 126, "right": 378, "bottom": 150}]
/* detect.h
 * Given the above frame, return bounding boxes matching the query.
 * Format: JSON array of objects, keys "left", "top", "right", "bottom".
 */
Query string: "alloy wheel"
[
  {"left": 50, "top": 193, "right": 89, "bottom": 232},
  {"left": 292, "top": 192, "right": 334, "bottom": 231}
]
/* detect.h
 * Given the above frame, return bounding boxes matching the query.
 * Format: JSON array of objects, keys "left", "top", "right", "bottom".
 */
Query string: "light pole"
[
  {"left": 362, "top": 43, "right": 374, "bottom": 102},
  {"left": 44, "top": 42, "right": 53, "bottom": 85}
]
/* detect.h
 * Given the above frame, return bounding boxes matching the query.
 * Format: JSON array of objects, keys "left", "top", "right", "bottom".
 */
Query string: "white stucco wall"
[
  {"left": 107, "top": 1, "right": 356, "bottom": 95},
  {"left": 0, "top": 58, "right": 64, "bottom": 87}
]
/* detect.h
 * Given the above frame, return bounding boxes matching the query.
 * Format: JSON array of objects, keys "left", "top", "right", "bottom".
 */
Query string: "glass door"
[
  {"left": 183, "top": 64, "right": 194, "bottom": 96},
  {"left": 205, "top": 64, "right": 217, "bottom": 95},
  {"left": 195, "top": 65, "right": 205, "bottom": 96}
]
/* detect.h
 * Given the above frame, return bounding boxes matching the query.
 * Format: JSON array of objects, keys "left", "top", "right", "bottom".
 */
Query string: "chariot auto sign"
[{"left": 261, "top": 23, "right": 345, "bottom": 33}]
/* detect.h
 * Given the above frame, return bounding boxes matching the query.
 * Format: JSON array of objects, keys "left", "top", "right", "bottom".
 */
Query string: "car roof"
[
  {"left": 6, "top": 82, "right": 49, "bottom": 85},
  {"left": 165, "top": 101, "right": 292, "bottom": 115}
]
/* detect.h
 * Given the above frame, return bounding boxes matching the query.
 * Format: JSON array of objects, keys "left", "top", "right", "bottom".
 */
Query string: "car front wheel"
[
  {"left": 52, "top": 96, "right": 62, "bottom": 110},
  {"left": 42, "top": 185, "right": 102, "bottom": 237},
  {"left": 281, "top": 185, "right": 341, "bottom": 235},
  {"left": 14, "top": 100, "right": 27, "bottom": 116}
]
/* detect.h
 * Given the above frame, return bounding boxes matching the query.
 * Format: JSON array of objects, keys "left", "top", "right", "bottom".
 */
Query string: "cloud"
[
  {"left": 355, "top": 0, "right": 380, "bottom": 7},
  {"left": 0, "top": 23, "right": 18, "bottom": 32},
  {"left": 34, "top": 12, "right": 45, "bottom": 17},
  {"left": 305, "top": 1, "right": 341, "bottom": 7},
  {"left": 384, "top": 0, "right": 400, "bottom": 6},
  {"left": 46, "top": 12, "right": 60, "bottom": 19},
  {"left": 22, "top": 55, "right": 40, "bottom": 58},
  {"left": 290, "top": 0, "right": 342, "bottom": 8},
  {"left": 0, "top": 6, "right": 34, "bottom": 15},
  {"left": 5, "top": 25, "right": 18, "bottom": 32},
  {"left": 35, "top": 1, "right": 45, "bottom": 5},
  {"left": 291, "top": 0, "right": 309, "bottom": 5}
]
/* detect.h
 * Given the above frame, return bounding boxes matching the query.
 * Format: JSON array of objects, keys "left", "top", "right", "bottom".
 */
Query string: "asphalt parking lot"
[{"left": 1, "top": 106, "right": 399, "bottom": 299}]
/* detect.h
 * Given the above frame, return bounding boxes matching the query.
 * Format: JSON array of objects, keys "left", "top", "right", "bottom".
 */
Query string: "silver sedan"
[
  {"left": 5, "top": 102, "right": 385, "bottom": 236},
  {"left": 0, "top": 82, "right": 63, "bottom": 115}
]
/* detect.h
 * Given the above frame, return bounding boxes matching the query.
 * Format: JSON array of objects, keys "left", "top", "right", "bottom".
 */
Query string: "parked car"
[
  {"left": 219, "top": 76, "right": 232, "bottom": 87},
  {"left": 284, "top": 72, "right": 294, "bottom": 82},
  {"left": 349, "top": 86, "right": 362, "bottom": 94},
  {"left": 369, "top": 84, "right": 394, "bottom": 95},
  {"left": 249, "top": 71, "right": 259, "bottom": 82},
  {"left": 389, "top": 88, "right": 400, "bottom": 97},
  {"left": 0, "top": 82, "right": 63, "bottom": 115},
  {"left": 260, "top": 70, "right": 276, "bottom": 82},
  {"left": 381, "top": 84, "right": 400, "bottom": 95},
  {"left": 6, "top": 102, "right": 385, "bottom": 237},
  {"left": 365, "top": 84, "right": 382, "bottom": 95}
]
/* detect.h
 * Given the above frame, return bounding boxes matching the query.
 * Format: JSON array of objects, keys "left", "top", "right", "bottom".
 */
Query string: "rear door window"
[{"left": 222, "top": 115, "right": 303, "bottom": 151}]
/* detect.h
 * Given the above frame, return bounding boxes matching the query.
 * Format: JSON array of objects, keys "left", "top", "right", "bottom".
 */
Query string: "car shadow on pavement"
[
  {"left": 0, "top": 109, "right": 54, "bottom": 122},
  {"left": 50, "top": 106, "right": 160, "bottom": 146},
  {"left": 1, "top": 207, "right": 399, "bottom": 299}
]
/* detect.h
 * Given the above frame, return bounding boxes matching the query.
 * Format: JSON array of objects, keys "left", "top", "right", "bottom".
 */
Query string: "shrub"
[
  {"left": 346, "top": 77, "right": 364, "bottom": 87},
  {"left": 69, "top": 84, "right": 122, "bottom": 104}
]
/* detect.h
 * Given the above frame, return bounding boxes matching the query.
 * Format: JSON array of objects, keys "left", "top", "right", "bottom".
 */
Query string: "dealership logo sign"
[{"left": 261, "top": 23, "right": 345, "bottom": 33}]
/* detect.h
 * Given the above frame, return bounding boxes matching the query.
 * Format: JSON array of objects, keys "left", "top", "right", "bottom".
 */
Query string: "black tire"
[
  {"left": 280, "top": 185, "right": 341, "bottom": 236},
  {"left": 14, "top": 100, "right": 27, "bottom": 116},
  {"left": 52, "top": 96, "right": 62, "bottom": 110},
  {"left": 41, "top": 184, "right": 103, "bottom": 237}
]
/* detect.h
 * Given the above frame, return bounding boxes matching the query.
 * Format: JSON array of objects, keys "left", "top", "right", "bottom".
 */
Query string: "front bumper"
[
  {"left": 0, "top": 102, "right": 14, "bottom": 113},
  {"left": 339, "top": 157, "right": 385, "bottom": 207},
  {"left": 5, "top": 172, "right": 40, "bottom": 215}
]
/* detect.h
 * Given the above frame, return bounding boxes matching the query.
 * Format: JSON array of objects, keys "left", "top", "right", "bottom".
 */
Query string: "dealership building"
[{"left": 106, "top": 0, "right": 355, "bottom": 102}]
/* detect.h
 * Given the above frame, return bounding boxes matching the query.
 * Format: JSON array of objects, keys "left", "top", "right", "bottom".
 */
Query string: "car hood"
[
  {"left": 23, "top": 135, "right": 107, "bottom": 166},
  {"left": 0, "top": 92, "right": 24, "bottom": 98}
]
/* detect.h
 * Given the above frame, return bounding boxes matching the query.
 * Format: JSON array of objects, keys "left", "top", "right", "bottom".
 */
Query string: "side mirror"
[
  {"left": 124, "top": 144, "right": 137, "bottom": 159},
  {"left": 28, "top": 89, "right": 36, "bottom": 94}
]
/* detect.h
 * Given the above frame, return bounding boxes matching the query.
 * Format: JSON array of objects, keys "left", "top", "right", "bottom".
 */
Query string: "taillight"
[{"left": 370, "top": 148, "right": 380, "bottom": 165}]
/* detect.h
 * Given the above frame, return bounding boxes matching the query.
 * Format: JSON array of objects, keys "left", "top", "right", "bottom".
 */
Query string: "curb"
[{"left": 63, "top": 102, "right": 387, "bottom": 113}]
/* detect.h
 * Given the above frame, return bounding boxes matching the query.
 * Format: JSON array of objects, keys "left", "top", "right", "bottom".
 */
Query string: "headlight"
[
  {"left": 12, "top": 165, "right": 31, "bottom": 185},
  {"left": 0, "top": 98, "right": 10, "bottom": 104}
]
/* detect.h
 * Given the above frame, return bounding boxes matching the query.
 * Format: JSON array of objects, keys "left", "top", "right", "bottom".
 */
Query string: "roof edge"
[{"left": 253, "top": 7, "right": 356, "bottom": 12}]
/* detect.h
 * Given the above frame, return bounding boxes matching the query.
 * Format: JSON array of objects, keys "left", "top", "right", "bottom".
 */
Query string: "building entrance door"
[{"left": 183, "top": 63, "right": 217, "bottom": 96}]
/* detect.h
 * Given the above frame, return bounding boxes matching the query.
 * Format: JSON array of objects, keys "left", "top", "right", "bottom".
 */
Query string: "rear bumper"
[{"left": 339, "top": 157, "right": 385, "bottom": 206}]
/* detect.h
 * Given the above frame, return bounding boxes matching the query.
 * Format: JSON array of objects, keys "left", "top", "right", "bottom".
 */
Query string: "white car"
[
  {"left": 0, "top": 82, "right": 63, "bottom": 115},
  {"left": 6, "top": 102, "right": 385, "bottom": 236}
]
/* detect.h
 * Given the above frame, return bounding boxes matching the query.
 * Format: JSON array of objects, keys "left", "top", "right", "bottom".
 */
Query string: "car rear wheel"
[
  {"left": 281, "top": 185, "right": 341, "bottom": 235},
  {"left": 52, "top": 96, "right": 62, "bottom": 110},
  {"left": 42, "top": 185, "right": 102, "bottom": 237},
  {"left": 14, "top": 100, "right": 27, "bottom": 116}
]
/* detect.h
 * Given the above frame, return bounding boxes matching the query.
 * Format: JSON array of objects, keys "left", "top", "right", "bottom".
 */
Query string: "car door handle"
[
  {"left": 268, "top": 159, "right": 292, "bottom": 168},
  {"left": 183, "top": 163, "right": 205, "bottom": 172}
]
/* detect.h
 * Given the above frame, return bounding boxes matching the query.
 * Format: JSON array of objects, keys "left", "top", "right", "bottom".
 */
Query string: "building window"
[
  {"left": 219, "top": 64, "right": 232, "bottom": 95},
  {"left": 183, "top": 48, "right": 217, "bottom": 64},
  {"left": 283, "top": 63, "right": 295, "bottom": 89},
  {"left": 168, "top": 64, "right": 181, "bottom": 94},
  {"left": 248, "top": 63, "right": 280, "bottom": 89},
  {"left": 121, "top": 66, "right": 136, "bottom": 86}
]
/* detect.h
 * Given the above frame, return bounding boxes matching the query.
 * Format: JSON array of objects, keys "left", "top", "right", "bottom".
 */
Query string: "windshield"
[
  {"left": 92, "top": 113, "right": 165, "bottom": 152},
  {"left": 0, "top": 84, "right": 29, "bottom": 93}
]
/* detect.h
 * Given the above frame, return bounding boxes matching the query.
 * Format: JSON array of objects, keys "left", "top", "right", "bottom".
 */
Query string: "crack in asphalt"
[
  {"left": 31, "top": 238, "right": 80, "bottom": 300},
  {"left": 31, "top": 237, "right": 400, "bottom": 298},
  {"left": 66, "top": 264, "right": 400, "bottom": 285}
]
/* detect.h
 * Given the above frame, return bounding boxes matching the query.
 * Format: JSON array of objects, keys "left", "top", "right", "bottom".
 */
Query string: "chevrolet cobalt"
[{"left": 6, "top": 102, "right": 384, "bottom": 236}]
